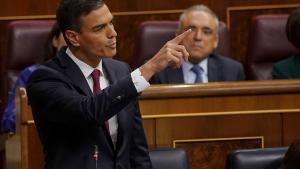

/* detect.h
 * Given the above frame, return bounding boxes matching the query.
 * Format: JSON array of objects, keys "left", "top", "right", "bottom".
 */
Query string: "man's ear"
[{"left": 65, "top": 30, "right": 80, "bottom": 47}]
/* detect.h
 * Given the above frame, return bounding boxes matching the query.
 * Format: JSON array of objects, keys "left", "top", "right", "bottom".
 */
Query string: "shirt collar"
[
  {"left": 66, "top": 48, "right": 103, "bottom": 78},
  {"left": 182, "top": 58, "right": 208, "bottom": 75}
]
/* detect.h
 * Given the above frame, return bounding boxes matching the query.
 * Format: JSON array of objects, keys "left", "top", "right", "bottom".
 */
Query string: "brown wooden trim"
[
  {"left": 0, "top": 15, "right": 55, "bottom": 21},
  {"left": 173, "top": 136, "right": 264, "bottom": 148},
  {"left": 141, "top": 109, "right": 300, "bottom": 119},
  {"left": 25, "top": 109, "right": 300, "bottom": 122},
  {"left": 140, "top": 80, "right": 300, "bottom": 99},
  {"left": 113, "top": 9, "right": 184, "bottom": 16},
  {"left": 226, "top": 4, "right": 300, "bottom": 29},
  {"left": 0, "top": 9, "right": 185, "bottom": 21},
  {"left": 24, "top": 120, "right": 34, "bottom": 124}
]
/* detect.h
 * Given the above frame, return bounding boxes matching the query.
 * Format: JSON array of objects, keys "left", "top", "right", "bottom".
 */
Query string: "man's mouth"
[
  {"left": 192, "top": 44, "right": 203, "bottom": 48},
  {"left": 107, "top": 41, "right": 117, "bottom": 48}
]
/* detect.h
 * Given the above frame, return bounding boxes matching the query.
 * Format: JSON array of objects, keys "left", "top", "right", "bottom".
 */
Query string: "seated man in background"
[
  {"left": 272, "top": 8, "right": 300, "bottom": 79},
  {"left": 1, "top": 23, "right": 66, "bottom": 134},
  {"left": 151, "top": 5, "right": 245, "bottom": 84}
]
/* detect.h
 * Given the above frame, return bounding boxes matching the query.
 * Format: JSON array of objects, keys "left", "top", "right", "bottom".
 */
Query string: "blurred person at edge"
[
  {"left": 1, "top": 23, "right": 66, "bottom": 134},
  {"left": 272, "top": 8, "right": 300, "bottom": 79}
]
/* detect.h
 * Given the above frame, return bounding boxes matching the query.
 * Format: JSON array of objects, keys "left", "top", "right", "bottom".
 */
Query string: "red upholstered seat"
[
  {"left": 130, "top": 20, "right": 231, "bottom": 69},
  {"left": 245, "top": 15, "right": 299, "bottom": 80}
]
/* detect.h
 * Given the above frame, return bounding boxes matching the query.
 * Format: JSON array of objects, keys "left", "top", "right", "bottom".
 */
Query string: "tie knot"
[
  {"left": 191, "top": 65, "right": 203, "bottom": 75},
  {"left": 91, "top": 69, "right": 101, "bottom": 81}
]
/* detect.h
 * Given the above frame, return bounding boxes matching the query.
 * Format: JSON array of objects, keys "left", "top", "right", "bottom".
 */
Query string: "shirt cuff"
[{"left": 131, "top": 69, "right": 150, "bottom": 93}]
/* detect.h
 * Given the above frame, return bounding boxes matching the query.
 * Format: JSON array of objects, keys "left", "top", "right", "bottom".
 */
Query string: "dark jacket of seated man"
[{"left": 150, "top": 54, "right": 245, "bottom": 84}]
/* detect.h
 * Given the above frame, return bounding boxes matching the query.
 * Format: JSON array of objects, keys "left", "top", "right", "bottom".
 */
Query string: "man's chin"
[
  {"left": 103, "top": 50, "right": 117, "bottom": 58},
  {"left": 188, "top": 54, "right": 207, "bottom": 64}
]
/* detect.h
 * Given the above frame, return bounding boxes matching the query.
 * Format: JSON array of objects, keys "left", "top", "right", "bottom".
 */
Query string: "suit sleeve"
[
  {"left": 27, "top": 66, "right": 139, "bottom": 127},
  {"left": 129, "top": 101, "right": 152, "bottom": 169}
]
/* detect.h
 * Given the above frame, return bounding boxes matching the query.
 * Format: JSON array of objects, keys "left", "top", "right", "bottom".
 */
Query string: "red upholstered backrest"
[
  {"left": 245, "top": 15, "right": 300, "bottom": 80},
  {"left": 130, "top": 20, "right": 231, "bottom": 69},
  {"left": 5, "top": 20, "right": 55, "bottom": 84},
  {"left": 7, "top": 20, "right": 55, "bottom": 71}
]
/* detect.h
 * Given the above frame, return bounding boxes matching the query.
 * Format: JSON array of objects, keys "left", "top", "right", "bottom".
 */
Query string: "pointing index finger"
[{"left": 170, "top": 29, "right": 192, "bottom": 44}]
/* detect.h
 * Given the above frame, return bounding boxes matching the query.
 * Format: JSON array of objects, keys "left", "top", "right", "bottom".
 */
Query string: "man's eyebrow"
[
  {"left": 202, "top": 26, "right": 213, "bottom": 31},
  {"left": 92, "top": 23, "right": 106, "bottom": 31},
  {"left": 184, "top": 25, "right": 196, "bottom": 30},
  {"left": 91, "top": 18, "right": 114, "bottom": 31}
]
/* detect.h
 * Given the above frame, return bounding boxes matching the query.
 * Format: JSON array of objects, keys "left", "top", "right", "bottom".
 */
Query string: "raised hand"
[{"left": 140, "top": 29, "right": 191, "bottom": 81}]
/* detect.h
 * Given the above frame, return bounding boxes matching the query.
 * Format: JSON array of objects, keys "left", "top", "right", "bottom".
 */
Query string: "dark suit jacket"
[
  {"left": 27, "top": 49, "right": 152, "bottom": 169},
  {"left": 150, "top": 54, "right": 245, "bottom": 84},
  {"left": 272, "top": 55, "right": 300, "bottom": 79}
]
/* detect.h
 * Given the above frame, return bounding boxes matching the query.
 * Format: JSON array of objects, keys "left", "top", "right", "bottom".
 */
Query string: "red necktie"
[{"left": 91, "top": 69, "right": 110, "bottom": 133}]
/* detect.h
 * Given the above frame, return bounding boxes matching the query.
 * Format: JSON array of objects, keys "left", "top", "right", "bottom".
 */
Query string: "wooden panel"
[
  {"left": 139, "top": 80, "right": 300, "bottom": 116},
  {"left": 140, "top": 94, "right": 300, "bottom": 115},
  {"left": 139, "top": 80, "right": 300, "bottom": 169},
  {"left": 228, "top": 0, "right": 300, "bottom": 7},
  {"left": 21, "top": 124, "right": 43, "bottom": 169},
  {"left": 142, "top": 119, "right": 156, "bottom": 149},
  {"left": 174, "top": 137, "right": 262, "bottom": 169},
  {"left": 282, "top": 113, "right": 300, "bottom": 146},
  {"left": 154, "top": 114, "right": 281, "bottom": 147},
  {"left": 0, "top": 20, "right": 9, "bottom": 116},
  {"left": 0, "top": 0, "right": 58, "bottom": 16},
  {"left": 18, "top": 88, "right": 43, "bottom": 169}
]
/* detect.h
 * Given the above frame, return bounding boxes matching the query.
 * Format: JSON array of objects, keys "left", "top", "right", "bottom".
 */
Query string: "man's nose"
[
  {"left": 194, "top": 29, "right": 202, "bottom": 41},
  {"left": 108, "top": 24, "right": 117, "bottom": 38}
]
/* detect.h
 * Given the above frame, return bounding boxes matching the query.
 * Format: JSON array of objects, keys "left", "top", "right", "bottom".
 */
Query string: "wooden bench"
[{"left": 13, "top": 80, "right": 300, "bottom": 169}]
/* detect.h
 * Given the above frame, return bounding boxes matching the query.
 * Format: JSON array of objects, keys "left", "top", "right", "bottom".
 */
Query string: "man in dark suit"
[
  {"left": 151, "top": 5, "right": 245, "bottom": 84},
  {"left": 26, "top": 0, "right": 191, "bottom": 169}
]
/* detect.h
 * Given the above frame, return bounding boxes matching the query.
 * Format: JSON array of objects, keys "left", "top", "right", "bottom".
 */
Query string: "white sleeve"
[{"left": 131, "top": 69, "right": 150, "bottom": 93}]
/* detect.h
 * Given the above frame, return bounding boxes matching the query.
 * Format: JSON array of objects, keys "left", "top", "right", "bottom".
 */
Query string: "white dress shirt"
[
  {"left": 182, "top": 58, "right": 208, "bottom": 83},
  {"left": 66, "top": 48, "right": 149, "bottom": 147}
]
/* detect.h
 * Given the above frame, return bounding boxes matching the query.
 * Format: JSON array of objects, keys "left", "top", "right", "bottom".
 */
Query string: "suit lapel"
[
  {"left": 56, "top": 50, "right": 93, "bottom": 96},
  {"left": 207, "top": 55, "right": 222, "bottom": 82},
  {"left": 102, "top": 59, "right": 118, "bottom": 84},
  {"left": 102, "top": 59, "right": 131, "bottom": 155}
]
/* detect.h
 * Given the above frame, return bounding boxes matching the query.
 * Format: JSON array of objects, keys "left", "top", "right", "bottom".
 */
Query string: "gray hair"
[{"left": 178, "top": 5, "right": 219, "bottom": 33}]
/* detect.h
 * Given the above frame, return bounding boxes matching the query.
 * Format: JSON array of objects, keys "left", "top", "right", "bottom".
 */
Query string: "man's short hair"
[
  {"left": 286, "top": 8, "right": 300, "bottom": 50},
  {"left": 178, "top": 5, "right": 219, "bottom": 33},
  {"left": 56, "top": 0, "right": 104, "bottom": 45}
]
